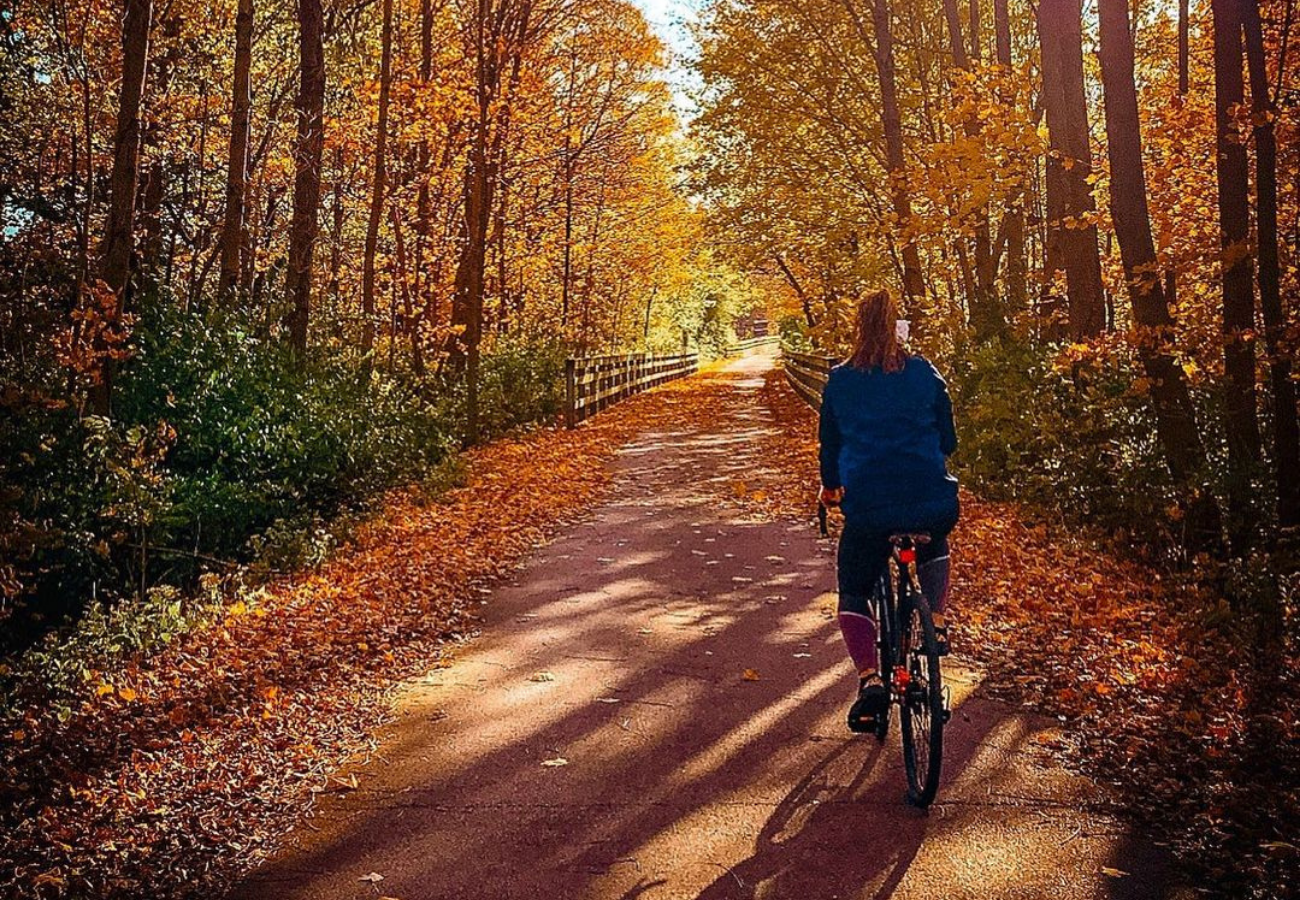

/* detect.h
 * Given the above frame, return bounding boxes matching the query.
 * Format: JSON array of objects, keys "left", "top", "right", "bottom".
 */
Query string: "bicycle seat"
[{"left": 889, "top": 532, "right": 932, "bottom": 547}]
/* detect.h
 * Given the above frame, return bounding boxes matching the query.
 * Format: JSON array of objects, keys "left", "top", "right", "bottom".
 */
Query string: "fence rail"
[
  {"left": 782, "top": 347, "right": 837, "bottom": 409},
  {"left": 722, "top": 335, "right": 780, "bottom": 358},
  {"left": 565, "top": 352, "right": 699, "bottom": 428}
]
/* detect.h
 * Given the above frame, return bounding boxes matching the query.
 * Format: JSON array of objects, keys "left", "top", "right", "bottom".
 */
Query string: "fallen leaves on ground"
[
  {"left": 0, "top": 369, "right": 741, "bottom": 900},
  {"left": 752, "top": 364, "right": 1299, "bottom": 899}
]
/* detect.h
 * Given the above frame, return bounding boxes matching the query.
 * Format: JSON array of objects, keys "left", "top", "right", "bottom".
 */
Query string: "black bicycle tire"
[
  {"left": 899, "top": 590, "right": 944, "bottom": 807},
  {"left": 873, "top": 577, "right": 893, "bottom": 743}
]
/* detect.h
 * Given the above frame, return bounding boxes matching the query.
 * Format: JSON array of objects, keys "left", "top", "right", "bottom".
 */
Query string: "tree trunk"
[
  {"left": 1165, "top": 0, "right": 1190, "bottom": 342},
  {"left": 994, "top": 0, "right": 1027, "bottom": 316},
  {"left": 1097, "top": 0, "right": 1221, "bottom": 549},
  {"left": 1212, "top": 0, "right": 1262, "bottom": 548},
  {"left": 774, "top": 255, "right": 816, "bottom": 328},
  {"left": 219, "top": 0, "right": 253, "bottom": 300},
  {"left": 328, "top": 145, "right": 344, "bottom": 318},
  {"left": 136, "top": 158, "right": 167, "bottom": 281},
  {"left": 1179, "top": 0, "right": 1190, "bottom": 95},
  {"left": 284, "top": 0, "right": 325, "bottom": 357},
  {"left": 862, "top": 0, "right": 926, "bottom": 309},
  {"left": 1036, "top": 0, "right": 1105, "bottom": 339},
  {"left": 942, "top": 0, "right": 969, "bottom": 68},
  {"left": 993, "top": 0, "right": 1011, "bottom": 65},
  {"left": 450, "top": 0, "right": 502, "bottom": 442},
  {"left": 93, "top": 0, "right": 154, "bottom": 416},
  {"left": 361, "top": 0, "right": 394, "bottom": 363},
  {"left": 1244, "top": 0, "right": 1299, "bottom": 528},
  {"left": 415, "top": 0, "right": 435, "bottom": 345},
  {"left": 943, "top": 0, "right": 1003, "bottom": 341},
  {"left": 391, "top": 202, "right": 424, "bottom": 377}
]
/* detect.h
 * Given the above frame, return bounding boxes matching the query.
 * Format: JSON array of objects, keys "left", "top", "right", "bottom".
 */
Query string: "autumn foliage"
[{"left": 1, "top": 0, "right": 1298, "bottom": 895}]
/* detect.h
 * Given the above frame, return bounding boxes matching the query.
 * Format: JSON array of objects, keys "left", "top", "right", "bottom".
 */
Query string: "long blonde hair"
[{"left": 847, "top": 288, "right": 907, "bottom": 373}]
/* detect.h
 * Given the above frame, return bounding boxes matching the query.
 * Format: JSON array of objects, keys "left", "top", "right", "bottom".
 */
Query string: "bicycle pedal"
[{"left": 942, "top": 707, "right": 952, "bottom": 724}]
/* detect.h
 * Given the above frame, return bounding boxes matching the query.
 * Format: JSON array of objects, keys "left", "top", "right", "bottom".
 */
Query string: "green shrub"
[
  {"left": 6, "top": 583, "right": 218, "bottom": 710},
  {"left": 0, "top": 307, "right": 456, "bottom": 652},
  {"left": 439, "top": 337, "right": 566, "bottom": 440},
  {"left": 1, "top": 308, "right": 576, "bottom": 660},
  {"left": 949, "top": 337, "right": 1181, "bottom": 547}
]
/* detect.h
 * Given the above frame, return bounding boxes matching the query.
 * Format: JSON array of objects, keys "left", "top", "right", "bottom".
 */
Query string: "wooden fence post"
[{"left": 565, "top": 358, "right": 577, "bottom": 429}]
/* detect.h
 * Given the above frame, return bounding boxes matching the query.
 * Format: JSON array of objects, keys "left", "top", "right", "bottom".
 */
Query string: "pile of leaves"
[
  {"left": 0, "top": 368, "right": 736, "bottom": 899},
  {"left": 754, "top": 366, "right": 1298, "bottom": 899}
]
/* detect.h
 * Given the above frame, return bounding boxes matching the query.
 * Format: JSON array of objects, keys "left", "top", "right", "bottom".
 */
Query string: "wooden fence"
[
  {"left": 782, "top": 347, "right": 837, "bottom": 409},
  {"left": 565, "top": 352, "right": 699, "bottom": 428},
  {"left": 722, "top": 335, "right": 780, "bottom": 357}
]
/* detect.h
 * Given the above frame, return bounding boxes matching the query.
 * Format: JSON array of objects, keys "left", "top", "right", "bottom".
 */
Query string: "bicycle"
[{"left": 820, "top": 503, "right": 951, "bottom": 809}]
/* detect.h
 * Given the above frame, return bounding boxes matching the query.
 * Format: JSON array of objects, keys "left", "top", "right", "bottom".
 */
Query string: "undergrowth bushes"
[
  {"left": 0, "top": 307, "right": 566, "bottom": 664},
  {"left": 946, "top": 336, "right": 1264, "bottom": 561}
]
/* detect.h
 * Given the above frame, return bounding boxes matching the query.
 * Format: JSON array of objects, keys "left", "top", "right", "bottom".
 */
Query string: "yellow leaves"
[
  {"left": 95, "top": 682, "right": 115, "bottom": 698},
  {"left": 742, "top": 668, "right": 761, "bottom": 682},
  {"left": 32, "top": 871, "right": 66, "bottom": 888},
  {"left": 529, "top": 671, "right": 556, "bottom": 682},
  {"left": 540, "top": 757, "right": 569, "bottom": 767}
]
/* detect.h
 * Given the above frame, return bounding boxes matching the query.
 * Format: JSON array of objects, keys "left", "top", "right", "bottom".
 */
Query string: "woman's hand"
[{"left": 820, "top": 486, "right": 845, "bottom": 507}]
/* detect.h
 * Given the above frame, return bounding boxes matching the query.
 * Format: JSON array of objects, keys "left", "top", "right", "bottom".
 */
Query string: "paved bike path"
[{"left": 234, "top": 355, "right": 1186, "bottom": 900}]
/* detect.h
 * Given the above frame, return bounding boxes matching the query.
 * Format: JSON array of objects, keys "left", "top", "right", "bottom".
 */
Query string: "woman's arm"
[{"left": 935, "top": 373, "right": 958, "bottom": 456}]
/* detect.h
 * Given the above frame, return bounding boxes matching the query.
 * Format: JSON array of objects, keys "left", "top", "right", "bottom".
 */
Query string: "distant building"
[{"left": 732, "top": 310, "right": 771, "bottom": 340}]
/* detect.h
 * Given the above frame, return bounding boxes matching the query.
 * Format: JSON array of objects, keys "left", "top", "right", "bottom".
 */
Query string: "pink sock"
[{"left": 838, "top": 612, "right": 879, "bottom": 674}]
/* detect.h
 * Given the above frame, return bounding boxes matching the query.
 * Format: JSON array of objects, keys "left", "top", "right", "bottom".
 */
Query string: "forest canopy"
[
  {"left": 0, "top": 0, "right": 765, "bottom": 644},
  {"left": 692, "top": 0, "right": 1299, "bottom": 560}
]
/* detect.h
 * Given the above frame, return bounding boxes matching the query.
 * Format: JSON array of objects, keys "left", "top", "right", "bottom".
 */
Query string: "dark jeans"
[{"left": 837, "top": 517, "right": 955, "bottom": 616}]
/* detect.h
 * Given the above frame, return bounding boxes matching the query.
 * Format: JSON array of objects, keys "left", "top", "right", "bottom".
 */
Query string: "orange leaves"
[
  {"left": 54, "top": 281, "right": 136, "bottom": 389},
  {"left": 0, "top": 370, "right": 737, "bottom": 899}
]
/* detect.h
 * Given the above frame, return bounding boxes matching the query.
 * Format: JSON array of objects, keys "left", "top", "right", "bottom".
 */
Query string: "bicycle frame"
[{"left": 873, "top": 542, "right": 918, "bottom": 698}]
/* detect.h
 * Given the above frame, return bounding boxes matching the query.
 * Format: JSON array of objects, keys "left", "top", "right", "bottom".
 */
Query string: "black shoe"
[{"left": 847, "top": 676, "right": 888, "bottom": 733}]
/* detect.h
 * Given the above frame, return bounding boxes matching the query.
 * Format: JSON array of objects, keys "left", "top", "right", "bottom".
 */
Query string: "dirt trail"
[{"left": 233, "top": 355, "right": 1187, "bottom": 900}]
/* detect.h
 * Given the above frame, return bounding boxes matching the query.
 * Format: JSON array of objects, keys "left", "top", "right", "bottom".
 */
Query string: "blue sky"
[{"left": 632, "top": 0, "right": 702, "bottom": 118}]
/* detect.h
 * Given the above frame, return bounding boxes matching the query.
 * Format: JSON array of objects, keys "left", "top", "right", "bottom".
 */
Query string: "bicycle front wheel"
[{"left": 899, "top": 590, "right": 944, "bottom": 808}]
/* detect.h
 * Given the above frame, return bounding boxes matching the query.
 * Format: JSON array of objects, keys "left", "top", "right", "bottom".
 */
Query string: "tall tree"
[
  {"left": 218, "top": 0, "right": 254, "bottom": 299},
  {"left": 843, "top": 0, "right": 926, "bottom": 312},
  {"left": 1211, "top": 0, "right": 1262, "bottom": 546},
  {"left": 1243, "top": 0, "right": 1299, "bottom": 528},
  {"left": 994, "top": 0, "right": 1027, "bottom": 315},
  {"left": 1096, "top": 0, "right": 1220, "bottom": 547},
  {"left": 1179, "top": 0, "right": 1190, "bottom": 95},
  {"left": 449, "top": 0, "right": 534, "bottom": 440},
  {"left": 284, "top": 0, "right": 325, "bottom": 356},
  {"left": 93, "top": 0, "right": 154, "bottom": 415},
  {"left": 1036, "top": 0, "right": 1105, "bottom": 339},
  {"left": 942, "top": 0, "right": 1004, "bottom": 340},
  {"left": 361, "top": 0, "right": 395, "bottom": 362}
]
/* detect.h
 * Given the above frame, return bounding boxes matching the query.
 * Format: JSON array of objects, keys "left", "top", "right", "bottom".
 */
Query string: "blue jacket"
[{"left": 818, "top": 355, "right": 959, "bottom": 531}]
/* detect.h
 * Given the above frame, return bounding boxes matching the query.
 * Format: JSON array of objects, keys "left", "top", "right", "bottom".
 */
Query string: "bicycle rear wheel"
[
  {"left": 872, "top": 578, "right": 894, "bottom": 743},
  {"left": 898, "top": 590, "right": 944, "bottom": 807}
]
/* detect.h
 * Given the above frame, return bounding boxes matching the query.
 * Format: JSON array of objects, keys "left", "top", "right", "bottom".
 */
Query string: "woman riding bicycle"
[{"left": 818, "top": 288, "right": 959, "bottom": 733}]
